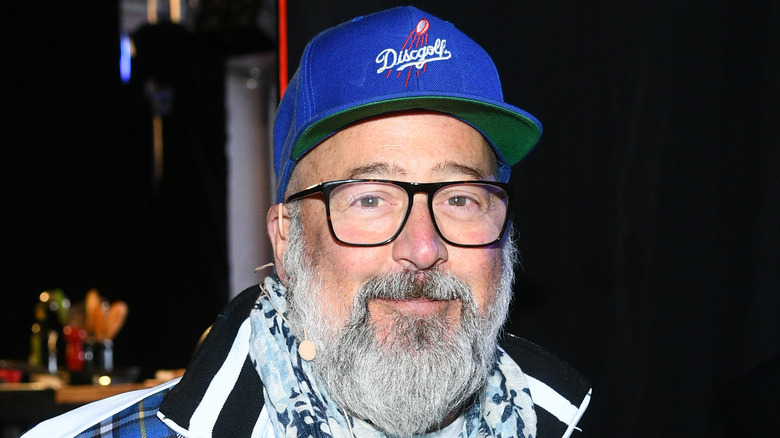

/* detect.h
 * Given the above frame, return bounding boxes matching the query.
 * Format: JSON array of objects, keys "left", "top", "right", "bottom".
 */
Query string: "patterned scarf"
[{"left": 248, "top": 276, "right": 536, "bottom": 438}]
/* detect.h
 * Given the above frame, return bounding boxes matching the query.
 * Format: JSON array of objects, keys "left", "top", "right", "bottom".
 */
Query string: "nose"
[{"left": 391, "top": 193, "right": 448, "bottom": 270}]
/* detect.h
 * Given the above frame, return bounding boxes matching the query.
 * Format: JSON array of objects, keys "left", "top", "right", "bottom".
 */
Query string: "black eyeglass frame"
[{"left": 284, "top": 179, "right": 513, "bottom": 248}]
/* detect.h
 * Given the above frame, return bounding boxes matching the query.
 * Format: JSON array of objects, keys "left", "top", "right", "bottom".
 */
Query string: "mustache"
[
  {"left": 356, "top": 270, "right": 473, "bottom": 303},
  {"left": 342, "top": 270, "right": 480, "bottom": 351}
]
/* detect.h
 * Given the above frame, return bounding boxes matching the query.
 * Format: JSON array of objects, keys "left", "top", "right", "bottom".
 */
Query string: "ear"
[{"left": 266, "top": 203, "right": 291, "bottom": 284}]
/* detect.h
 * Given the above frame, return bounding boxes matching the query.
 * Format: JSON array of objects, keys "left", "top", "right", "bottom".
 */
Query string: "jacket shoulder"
[
  {"left": 500, "top": 334, "right": 592, "bottom": 438},
  {"left": 158, "top": 285, "right": 266, "bottom": 436},
  {"left": 22, "top": 381, "right": 180, "bottom": 438}
]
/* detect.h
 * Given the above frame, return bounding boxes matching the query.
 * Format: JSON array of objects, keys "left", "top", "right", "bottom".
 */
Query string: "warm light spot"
[{"left": 98, "top": 375, "right": 112, "bottom": 386}]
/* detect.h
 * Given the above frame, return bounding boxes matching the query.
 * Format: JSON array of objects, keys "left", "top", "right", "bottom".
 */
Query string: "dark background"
[
  {"left": 2, "top": 1, "right": 233, "bottom": 385},
  {"left": 2, "top": 1, "right": 778, "bottom": 436}
]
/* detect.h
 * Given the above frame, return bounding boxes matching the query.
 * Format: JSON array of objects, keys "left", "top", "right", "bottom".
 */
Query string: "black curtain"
[
  {"left": 511, "top": 2, "right": 779, "bottom": 436},
  {"left": 284, "top": 1, "right": 780, "bottom": 436}
]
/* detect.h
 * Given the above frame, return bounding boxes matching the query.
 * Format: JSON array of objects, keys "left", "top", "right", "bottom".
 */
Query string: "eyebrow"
[
  {"left": 343, "top": 162, "right": 406, "bottom": 179},
  {"left": 431, "top": 161, "right": 486, "bottom": 180},
  {"left": 342, "top": 161, "right": 487, "bottom": 180}
]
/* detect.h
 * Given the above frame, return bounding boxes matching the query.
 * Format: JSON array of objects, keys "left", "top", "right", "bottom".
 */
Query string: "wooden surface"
[{"left": 53, "top": 382, "right": 157, "bottom": 404}]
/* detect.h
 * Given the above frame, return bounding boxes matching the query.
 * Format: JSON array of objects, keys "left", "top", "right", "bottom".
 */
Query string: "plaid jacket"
[
  {"left": 25, "top": 284, "right": 591, "bottom": 438},
  {"left": 72, "top": 387, "right": 178, "bottom": 438}
]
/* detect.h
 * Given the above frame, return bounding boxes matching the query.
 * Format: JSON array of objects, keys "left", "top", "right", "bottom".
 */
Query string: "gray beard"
[{"left": 282, "top": 206, "right": 517, "bottom": 436}]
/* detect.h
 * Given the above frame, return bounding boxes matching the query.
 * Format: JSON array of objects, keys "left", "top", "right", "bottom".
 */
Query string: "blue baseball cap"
[{"left": 273, "top": 6, "right": 542, "bottom": 203}]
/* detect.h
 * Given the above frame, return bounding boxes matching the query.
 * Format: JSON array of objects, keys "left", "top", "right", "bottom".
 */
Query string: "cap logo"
[{"left": 375, "top": 18, "right": 452, "bottom": 86}]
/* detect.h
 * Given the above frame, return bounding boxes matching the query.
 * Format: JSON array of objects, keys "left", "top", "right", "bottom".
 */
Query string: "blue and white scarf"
[{"left": 248, "top": 276, "right": 536, "bottom": 438}]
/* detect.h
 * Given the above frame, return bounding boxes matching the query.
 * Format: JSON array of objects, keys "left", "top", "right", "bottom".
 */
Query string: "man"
[{"left": 24, "top": 6, "right": 590, "bottom": 438}]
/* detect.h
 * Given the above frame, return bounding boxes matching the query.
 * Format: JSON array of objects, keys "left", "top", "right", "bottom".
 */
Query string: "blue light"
[{"left": 120, "top": 34, "right": 131, "bottom": 83}]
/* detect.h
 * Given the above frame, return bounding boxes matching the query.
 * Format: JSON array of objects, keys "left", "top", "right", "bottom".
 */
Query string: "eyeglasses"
[{"left": 285, "top": 179, "right": 511, "bottom": 247}]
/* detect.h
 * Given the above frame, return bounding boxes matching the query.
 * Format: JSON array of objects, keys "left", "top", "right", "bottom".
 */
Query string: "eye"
[
  {"left": 357, "top": 195, "right": 383, "bottom": 208},
  {"left": 332, "top": 182, "right": 402, "bottom": 213},
  {"left": 447, "top": 195, "right": 472, "bottom": 207}
]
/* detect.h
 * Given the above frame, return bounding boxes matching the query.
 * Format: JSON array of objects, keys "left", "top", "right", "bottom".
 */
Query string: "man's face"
[
  {"left": 267, "top": 112, "right": 516, "bottom": 434},
  {"left": 277, "top": 112, "right": 505, "bottom": 337}
]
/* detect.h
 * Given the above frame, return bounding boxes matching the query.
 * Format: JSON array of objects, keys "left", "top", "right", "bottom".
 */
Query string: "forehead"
[{"left": 293, "top": 112, "right": 497, "bottom": 185}]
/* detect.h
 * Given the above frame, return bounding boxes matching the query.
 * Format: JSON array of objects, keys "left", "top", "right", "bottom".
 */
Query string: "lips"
[{"left": 371, "top": 297, "right": 458, "bottom": 316}]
